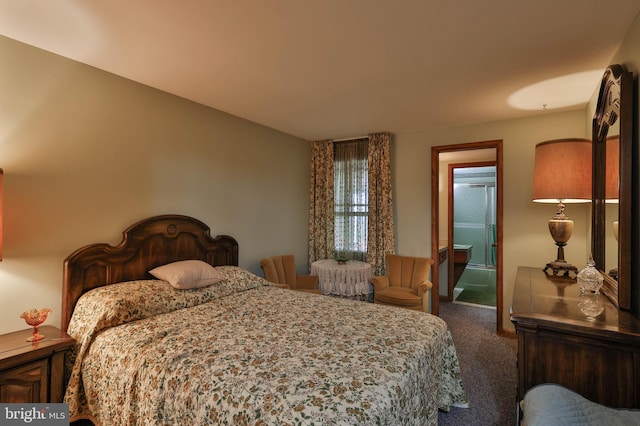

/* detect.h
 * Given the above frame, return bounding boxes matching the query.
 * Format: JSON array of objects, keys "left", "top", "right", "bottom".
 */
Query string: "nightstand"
[{"left": 0, "top": 325, "right": 75, "bottom": 403}]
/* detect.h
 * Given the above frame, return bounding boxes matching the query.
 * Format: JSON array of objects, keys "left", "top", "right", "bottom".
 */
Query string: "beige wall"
[
  {"left": 0, "top": 36, "right": 311, "bottom": 334},
  {"left": 611, "top": 7, "right": 640, "bottom": 79},
  {"left": 394, "top": 11, "right": 640, "bottom": 330},
  {"left": 394, "top": 109, "right": 590, "bottom": 331},
  {"left": 3, "top": 11, "right": 639, "bottom": 335}
]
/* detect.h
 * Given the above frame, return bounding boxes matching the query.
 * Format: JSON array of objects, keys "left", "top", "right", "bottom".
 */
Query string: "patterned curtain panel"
[
  {"left": 367, "top": 132, "right": 395, "bottom": 275},
  {"left": 334, "top": 139, "right": 369, "bottom": 262},
  {"left": 308, "top": 140, "right": 335, "bottom": 265}
]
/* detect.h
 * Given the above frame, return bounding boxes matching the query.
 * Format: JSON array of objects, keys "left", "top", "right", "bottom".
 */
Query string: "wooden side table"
[{"left": 0, "top": 325, "right": 75, "bottom": 403}]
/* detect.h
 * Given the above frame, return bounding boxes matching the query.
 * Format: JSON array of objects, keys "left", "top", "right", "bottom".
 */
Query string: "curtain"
[
  {"left": 308, "top": 133, "right": 395, "bottom": 276},
  {"left": 308, "top": 140, "right": 335, "bottom": 265},
  {"left": 367, "top": 132, "right": 395, "bottom": 275},
  {"left": 334, "top": 139, "right": 369, "bottom": 262}
]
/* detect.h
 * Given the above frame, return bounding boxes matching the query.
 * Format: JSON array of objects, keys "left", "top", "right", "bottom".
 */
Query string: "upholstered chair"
[
  {"left": 260, "top": 255, "right": 322, "bottom": 294},
  {"left": 371, "top": 254, "right": 434, "bottom": 312}
]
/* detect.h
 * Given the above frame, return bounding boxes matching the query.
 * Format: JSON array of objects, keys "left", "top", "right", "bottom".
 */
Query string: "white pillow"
[{"left": 149, "top": 260, "right": 222, "bottom": 289}]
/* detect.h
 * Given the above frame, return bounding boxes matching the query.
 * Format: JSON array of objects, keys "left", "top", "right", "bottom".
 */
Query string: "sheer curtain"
[{"left": 334, "top": 138, "right": 368, "bottom": 261}]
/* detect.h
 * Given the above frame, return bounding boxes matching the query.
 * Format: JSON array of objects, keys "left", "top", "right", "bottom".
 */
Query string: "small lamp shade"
[
  {"left": 605, "top": 135, "right": 619, "bottom": 202},
  {"left": 532, "top": 138, "right": 592, "bottom": 203}
]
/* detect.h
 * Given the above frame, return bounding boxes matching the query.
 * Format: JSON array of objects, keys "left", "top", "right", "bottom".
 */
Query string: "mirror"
[
  {"left": 592, "top": 64, "right": 632, "bottom": 310},
  {"left": 604, "top": 134, "right": 619, "bottom": 281}
]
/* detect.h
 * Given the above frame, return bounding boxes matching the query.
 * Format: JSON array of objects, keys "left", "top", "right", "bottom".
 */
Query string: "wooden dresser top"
[{"left": 511, "top": 266, "right": 640, "bottom": 343}]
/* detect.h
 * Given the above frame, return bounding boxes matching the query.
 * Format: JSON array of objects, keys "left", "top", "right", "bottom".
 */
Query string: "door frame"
[{"left": 431, "top": 140, "right": 504, "bottom": 334}]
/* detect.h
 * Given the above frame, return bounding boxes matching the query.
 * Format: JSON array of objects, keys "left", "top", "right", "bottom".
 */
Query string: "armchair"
[
  {"left": 371, "top": 254, "right": 434, "bottom": 312},
  {"left": 260, "top": 255, "right": 322, "bottom": 294}
]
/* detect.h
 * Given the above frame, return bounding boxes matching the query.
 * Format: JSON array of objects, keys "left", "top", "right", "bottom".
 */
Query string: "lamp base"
[
  {"left": 544, "top": 260, "right": 578, "bottom": 277},
  {"left": 544, "top": 215, "right": 577, "bottom": 278}
]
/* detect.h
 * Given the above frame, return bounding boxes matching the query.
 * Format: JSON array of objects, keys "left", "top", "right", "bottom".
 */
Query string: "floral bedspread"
[{"left": 65, "top": 266, "right": 466, "bottom": 425}]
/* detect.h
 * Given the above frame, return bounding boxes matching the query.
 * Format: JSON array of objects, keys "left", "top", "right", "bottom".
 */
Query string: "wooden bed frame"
[{"left": 61, "top": 215, "right": 238, "bottom": 331}]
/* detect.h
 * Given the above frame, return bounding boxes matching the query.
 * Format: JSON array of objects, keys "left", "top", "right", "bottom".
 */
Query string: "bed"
[{"left": 62, "top": 214, "right": 466, "bottom": 425}]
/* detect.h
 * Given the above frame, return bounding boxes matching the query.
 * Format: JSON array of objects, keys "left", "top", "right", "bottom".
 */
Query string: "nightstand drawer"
[{"left": 0, "top": 358, "right": 48, "bottom": 403}]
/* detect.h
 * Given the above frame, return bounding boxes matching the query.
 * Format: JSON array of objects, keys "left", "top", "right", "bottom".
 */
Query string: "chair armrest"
[
  {"left": 414, "top": 280, "right": 433, "bottom": 296},
  {"left": 371, "top": 275, "right": 390, "bottom": 292},
  {"left": 296, "top": 274, "right": 319, "bottom": 290}
]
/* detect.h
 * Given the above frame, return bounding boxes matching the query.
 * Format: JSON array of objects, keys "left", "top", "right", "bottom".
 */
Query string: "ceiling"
[{"left": 1, "top": 1, "right": 639, "bottom": 141}]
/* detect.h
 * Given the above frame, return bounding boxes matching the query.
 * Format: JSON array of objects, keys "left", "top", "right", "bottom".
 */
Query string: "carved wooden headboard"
[{"left": 61, "top": 214, "right": 238, "bottom": 331}]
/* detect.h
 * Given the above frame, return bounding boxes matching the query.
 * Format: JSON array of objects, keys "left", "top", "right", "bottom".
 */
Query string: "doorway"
[
  {"left": 450, "top": 163, "right": 497, "bottom": 307},
  {"left": 430, "top": 140, "right": 504, "bottom": 333}
]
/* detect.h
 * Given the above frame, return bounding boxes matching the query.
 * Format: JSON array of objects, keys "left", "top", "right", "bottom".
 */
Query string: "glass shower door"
[{"left": 453, "top": 170, "right": 496, "bottom": 268}]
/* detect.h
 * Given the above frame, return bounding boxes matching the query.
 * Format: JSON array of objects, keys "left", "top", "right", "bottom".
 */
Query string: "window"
[{"left": 334, "top": 139, "right": 368, "bottom": 261}]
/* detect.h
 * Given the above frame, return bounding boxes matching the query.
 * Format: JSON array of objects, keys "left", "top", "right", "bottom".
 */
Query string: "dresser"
[
  {"left": 0, "top": 325, "right": 75, "bottom": 403},
  {"left": 510, "top": 266, "right": 640, "bottom": 408}
]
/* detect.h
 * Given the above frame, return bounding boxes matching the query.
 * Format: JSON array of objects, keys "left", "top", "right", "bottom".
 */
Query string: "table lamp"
[{"left": 532, "top": 138, "right": 592, "bottom": 276}]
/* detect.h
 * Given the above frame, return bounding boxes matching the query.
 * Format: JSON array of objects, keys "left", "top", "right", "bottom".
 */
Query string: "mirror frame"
[{"left": 592, "top": 64, "right": 633, "bottom": 309}]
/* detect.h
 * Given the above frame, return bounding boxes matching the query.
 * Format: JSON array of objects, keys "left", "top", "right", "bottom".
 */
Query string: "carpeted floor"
[{"left": 438, "top": 302, "right": 518, "bottom": 426}]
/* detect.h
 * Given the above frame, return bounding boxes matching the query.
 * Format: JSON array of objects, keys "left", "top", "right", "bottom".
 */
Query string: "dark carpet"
[{"left": 438, "top": 302, "right": 518, "bottom": 426}]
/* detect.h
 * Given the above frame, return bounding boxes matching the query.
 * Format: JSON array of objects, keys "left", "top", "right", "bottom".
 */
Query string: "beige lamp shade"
[{"left": 532, "top": 138, "right": 592, "bottom": 204}]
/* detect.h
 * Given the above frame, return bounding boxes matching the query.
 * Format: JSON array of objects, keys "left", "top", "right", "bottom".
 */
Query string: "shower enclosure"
[
  {"left": 453, "top": 166, "right": 497, "bottom": 267},
  {"left": 452, "top": 165, "right": 497, "bottom": 306}
]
